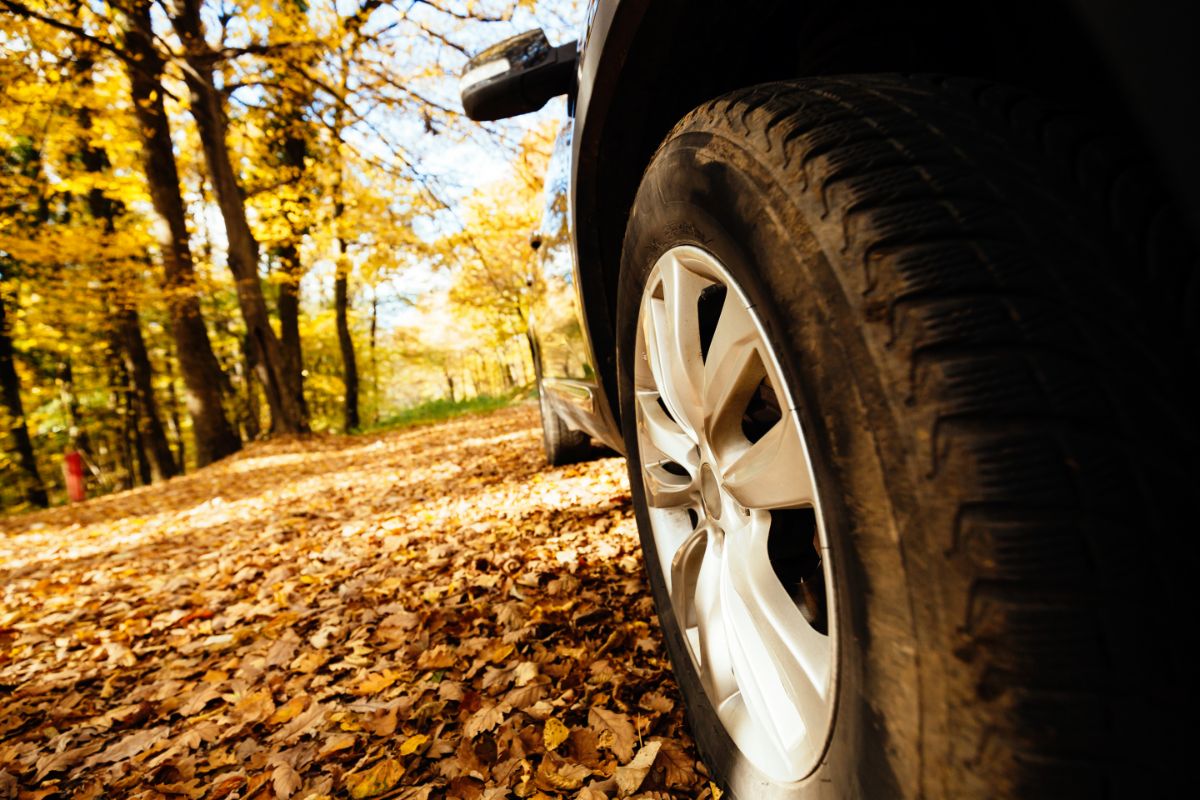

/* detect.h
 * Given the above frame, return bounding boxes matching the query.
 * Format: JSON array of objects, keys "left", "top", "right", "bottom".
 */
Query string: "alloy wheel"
[{"left": 633, "top": 245, "right": 837, "bottom": 781}]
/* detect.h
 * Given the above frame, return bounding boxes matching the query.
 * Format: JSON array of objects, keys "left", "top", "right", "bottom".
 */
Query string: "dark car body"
[{"left": 529, "top": 0, "right": 1198, "bottom": 448}]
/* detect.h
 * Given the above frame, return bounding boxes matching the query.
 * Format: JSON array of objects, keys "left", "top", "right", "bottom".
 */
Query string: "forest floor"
[{"left": 0, "top": 405, "right": 714, "bottom": 800}]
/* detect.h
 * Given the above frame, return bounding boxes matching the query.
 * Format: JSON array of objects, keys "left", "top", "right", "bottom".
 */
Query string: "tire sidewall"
[{"left": 617, "top": 130, "right": 914, "bottom": 799}]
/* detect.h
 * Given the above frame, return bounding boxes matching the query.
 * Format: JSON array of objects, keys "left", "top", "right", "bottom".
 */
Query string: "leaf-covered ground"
[{"left": 0, "top": 406, "right": 714, "bottom": 800}]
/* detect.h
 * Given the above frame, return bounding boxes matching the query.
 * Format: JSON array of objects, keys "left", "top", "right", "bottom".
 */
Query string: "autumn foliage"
[
  {"left": 0, "top": 406, "right": 713, "bottom": 799},
  {"left": 1, "top": 0, "right": 570, "bottom": 511}
]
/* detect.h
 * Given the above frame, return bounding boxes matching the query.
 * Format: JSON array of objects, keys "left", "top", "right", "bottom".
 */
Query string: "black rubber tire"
[
  {"left": 617, "top": 76, "right": 1195, "bottom": 799},
  {"left": 537, "top": 379, "right": 591, "bottom": 466}
]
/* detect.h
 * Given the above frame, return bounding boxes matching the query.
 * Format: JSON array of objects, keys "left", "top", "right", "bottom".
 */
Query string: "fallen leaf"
[
  {"left": 318, "top": 732, "right": 357, "bottom": 758},
  {"left": 267, "top": 694, "right": 310, "bottom": 725},
  {"left": 638, "top": 692, "right": 674, "bottom": 714},
  {"left": 271, "top": 763, "right": 302, "bottom": 799},
  {"left": 588, "top": 707, "right": 636, "bottom": 762},
  {"left": 656, "top": 739, "right": 697, "bottom": 787},
  {"left": 399, "top": 733, "right": 429, "bottom": 756},
  {"left": 464, "top": 703, "right": 509, "bottom": 738},
  {"left": 614, "top": 741, "right": 661, "bottom": 796},
  {"left": 535, "top": 755, "right": 591, "bottom": 792},
  {"left": 354, "top": 670, "right": 400, "bottom": 696},
  {"left": 85, "top": 725, "right": 169, "bottom": 766},
  {"left": 344, "top": 758, "right": 405, "bottom": 799},
  {"left": 543, "top": 717, "right": 570, "bottom": 751},
  {"left": 416, "top": 645, "right": 456, "bottom": 670}
]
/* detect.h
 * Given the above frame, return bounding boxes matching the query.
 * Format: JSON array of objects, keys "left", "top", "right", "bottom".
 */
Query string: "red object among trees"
[{"left": 63, "top": 451, "right": 86, "bottom": 503}]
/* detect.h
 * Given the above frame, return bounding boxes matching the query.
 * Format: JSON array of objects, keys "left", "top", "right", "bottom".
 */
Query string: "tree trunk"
[
  {"left": 128, "top": 374, "right": 152, "bottom": 487},
  {"left": 107, "top": 345, "right": 136, "bottom": 490},
  {"left": 0, "top": 287, "right": 48, "bottom": 507},
  {"left": 276, "top": 243, "right": 303, "bottom": 386},
  {"left": 114, "top": 308, "right": 178, "bottom": 481},
  {"left": 370, "top": 290, "right": 379, "bottom": 424},
  {"left": 335, "top": 267, "right": 359, "bottom": 432},
  {"left": 121, "top": 1, "right": 240, "bottom": 467},
  {"left": 241, "top": 334, "right": 263, "bottom": 440},
  {"left": 275, "top": 123, "right": 307, "bottom": 415},
  {"left": 168, "top": 0, "right": 308, "bottom": 435},
  {"left": 163, "top": 341, "right": 186, "bottom": 471}
]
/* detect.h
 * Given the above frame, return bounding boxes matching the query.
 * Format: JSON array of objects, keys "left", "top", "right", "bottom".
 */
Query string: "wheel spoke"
[
  {"left": 645, "top": 253, "right": 708, "bottom": 437},
  {"left": 719, "top": 514, "right": 830, "bottom": 759},
  {"left": 669, "top": 522, "right": 707, "bottom": 625},
  {"left": 693, "top": 532, "right": 739, "bottom": 703},
  {"left": 701, "top": 293, "right": 762, "bottom": 436},
  {"left": 636, "top": 390, "right": 698, "bottom": 468},
  {"left": 642, "top": 461, "right": 694, "bottom": 508},
  {"left": 721, "top": 413, "right": 814, "bottom": 509}
]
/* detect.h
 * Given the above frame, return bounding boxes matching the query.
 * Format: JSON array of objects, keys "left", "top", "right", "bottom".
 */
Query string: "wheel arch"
[{"left": 575, "top": 0, "right": 1198, "bottom": 431}]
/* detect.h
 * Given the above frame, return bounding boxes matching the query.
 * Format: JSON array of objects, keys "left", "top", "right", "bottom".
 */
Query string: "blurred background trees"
[{"left": 0, "top": 0, "right": 576, "bottom": 510}]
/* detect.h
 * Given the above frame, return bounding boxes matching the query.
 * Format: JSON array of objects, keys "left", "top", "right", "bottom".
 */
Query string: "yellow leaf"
[
  {"left": 345, "top": 758, "right": 405, "bottom": 799},
  {"left": 487, "top": 643, "right": 515, "bottom": 663},
  {"left": 398, "top": 733, "right": 428, "bottom": 756},
  {"left": 319, "top": 732, "right": 357, "bottom": 758},
  {"left": 354, "top": 670, "right": 399, "bottom": 696},
  {"left": 268, "top": 695, "right": 310, "bottom": 726},
  {"left": 542, "top": 717, "right": 569, "bottom": 752}
]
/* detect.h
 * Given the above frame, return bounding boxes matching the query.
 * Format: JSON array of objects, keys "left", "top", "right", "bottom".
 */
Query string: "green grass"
[{"left": 362, "top": 389, "right": 532, "bottom": 434}]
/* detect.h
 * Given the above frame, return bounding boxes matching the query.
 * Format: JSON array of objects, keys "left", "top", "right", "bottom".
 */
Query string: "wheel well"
[{"left": 584, "top": 0, "right": 1164, "bottom": 421}]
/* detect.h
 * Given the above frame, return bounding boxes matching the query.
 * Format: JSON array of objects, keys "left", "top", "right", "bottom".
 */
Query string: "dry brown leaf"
[
  {"left": 271, "top": 700, "right": 325, "bottom": 743},
  {"left": 178, "top": 685, "right": 222, "bottom": 716},
  {"left": 318, "top": 732, "right": 357, "bottom": 758},
  {"left": 361, "top": 704, "right": 400, "bottom": 737},
  {"left": 85, "top": 725, "right": 169, "bottom": 767},
  {"left": 234, "top": 687, "right": 276, "bottom": 723},
  {"left": 208, "top": 773, "right": 247, "bottom": 799},
  {"left": 271, "top": 762, "right": 302, "bottom": 799},
  {"left": 535, "top": 755, "right": 591, "bottom": 792},
  {"left": 464, "top": 703, "right": 509, "bottom": 739},
  {"left": 290, "top": 650, "right": 327, "bottom": 674},
  {"left": 416, "top": 645, "right": 456, "bottom": 670},
  {"left": 655, "top": 740, "right": 697, "bottom": 788},
  {"left": 34, "top": 743, "right": 102, "bottom": 781},
  {"left": 588, "top": 707, "right": 636, "bottom": 763},
  {"left": 638, "top": 692, "right": 674, "bottom": 714},
  {"left": 344, "top": 758, "right": 405, "bottom": 799},
  {"left": 613, "top": 741, "right": 661, "bottom": 796},
  {"left": 512, "top": 661, "right": 538, "bottom": 687}
]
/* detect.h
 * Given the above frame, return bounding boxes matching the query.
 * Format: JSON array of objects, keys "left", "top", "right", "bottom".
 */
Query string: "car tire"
[
  {"left": 616, "top": 76, "right": 1193, "bottom": 798},
  {"left": 537, "top": 379, "right": 590, "bottom": 466}
]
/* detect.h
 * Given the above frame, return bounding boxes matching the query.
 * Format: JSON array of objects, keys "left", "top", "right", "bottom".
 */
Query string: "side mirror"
[{"left": 460, "top": 29, "right": 577, "bottom": 121}]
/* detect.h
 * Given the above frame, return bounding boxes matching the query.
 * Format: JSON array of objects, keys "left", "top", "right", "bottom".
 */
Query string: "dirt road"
[{"left": 0, "top": 405, "right": 710, "bottom": 799}]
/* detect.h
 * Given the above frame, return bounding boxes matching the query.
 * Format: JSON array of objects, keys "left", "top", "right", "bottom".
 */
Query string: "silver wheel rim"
[{"left": 633, "top": 245, "right": 837, "bottom": 781}]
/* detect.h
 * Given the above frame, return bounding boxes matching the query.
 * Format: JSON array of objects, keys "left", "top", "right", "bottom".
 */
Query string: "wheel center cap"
[{"left": 700, "top": 463, "right": 722, "bottom": 520}]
